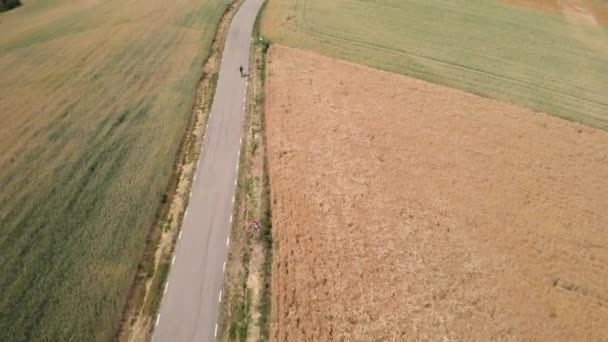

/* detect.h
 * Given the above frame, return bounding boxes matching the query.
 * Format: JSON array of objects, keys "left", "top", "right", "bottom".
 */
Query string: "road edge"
[{"left": 116, "top": 2, "right": 245, "bottom": 340}]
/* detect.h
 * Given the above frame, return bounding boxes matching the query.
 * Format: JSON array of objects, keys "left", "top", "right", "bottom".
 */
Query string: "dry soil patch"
[
  {"left": 266, "top": 45, "right": 608, "bottom": 341},
  {"left": 503, "top": 0, "right": 608, "bottom": 26}
]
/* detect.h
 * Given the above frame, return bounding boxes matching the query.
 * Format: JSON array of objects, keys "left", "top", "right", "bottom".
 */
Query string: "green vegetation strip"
[
  {"left": 258, "top": 169, "right": 273, "bottom": 340},
  {"left": 256, "top": 5, "right": 273, "bottom": 336},
  {"left": 146, "top": 261, "right": 170, "bottom": 317},
  {"left": 263, "top": 0, "right": 608, "bottom": 129}
]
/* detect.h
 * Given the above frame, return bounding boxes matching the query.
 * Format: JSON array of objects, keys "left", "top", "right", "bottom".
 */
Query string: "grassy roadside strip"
[
  {"left": 218, "top": 1, "right": 272, "bottom": 340},
  {"left": 116, "top": 1, "right": 244, "bottom": 340},
  {"left": 255, "top": 4, "right": 273, "bottom": 338}
]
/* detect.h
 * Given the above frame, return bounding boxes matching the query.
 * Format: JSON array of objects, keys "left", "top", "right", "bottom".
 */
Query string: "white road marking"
[
  {"left": 223, "top": 261, "right": 226, "bottom": 272},
  {"left": 218, "top": 290, "right": 222, "bottom": 302},
  {"left": 243, "top": 105, "right": 246, "bottom": 111},
  {"left": 193, "top": 174, "right": 196, "bottom": 182},
  {"left": 178, "top": 231, "right": 182, "bottom": 240},
  {"left": 214, "top": 324, "right": 218, "bottom": 337},
  {"left": 226, "top": 237, "right": 230, "bottom": 246},
  {"left": 232, "top": 194, "right": 235, "bottom": 203},
  {"left": 234, "top": 178, "right": 237, "bottom": 186},
  {"left": 239, "top": 137, "right": 242, "bottom": 145},
  {"left": 155, "top": 314, "right": 160, "bottom": 327},
  {"left": 171, "top": 256, "right": 175, "bottom": 265},
  {"left": 229, "top": 215, "right": 232, "bottom": 224},
  {"left": 189, "top": 190, "right": 192, "bottom": 198},
  {"left": 164, "top": 283, "right": 168, "bottom": 295}
]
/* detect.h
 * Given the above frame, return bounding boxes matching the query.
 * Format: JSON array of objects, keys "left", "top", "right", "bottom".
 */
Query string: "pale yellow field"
[{"left": 261, "top": 0, "right": 608, "bottom": 129}]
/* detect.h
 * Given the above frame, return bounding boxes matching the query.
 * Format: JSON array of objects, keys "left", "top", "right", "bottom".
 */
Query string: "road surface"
[{"left": 153, "top": 0, "right": 263, "bottom": 340}]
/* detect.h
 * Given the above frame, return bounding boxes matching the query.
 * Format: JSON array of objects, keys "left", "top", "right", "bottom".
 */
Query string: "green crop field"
[
  {"left": 0, "top": 0, "right": 226, "bottom": 340},
  {"left": 262, "top": 0, "right": 608, "bottom": 129}
]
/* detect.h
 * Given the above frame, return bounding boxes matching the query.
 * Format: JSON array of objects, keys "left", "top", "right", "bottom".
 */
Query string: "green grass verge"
[
  {"left": 146, "top": 261, "right": 170, "bottom": 317},
  {"left": 229, "top": 287, "right": 252, "bottom": 341},
  {"left": 257, "top": 169, "right": 272, "bottom": 341},
  {"left": 253, "top": 3, "right": 273, "bottom": 338},
  {"left": 262, "top": 0, "right": 608, "bottom": 129}
]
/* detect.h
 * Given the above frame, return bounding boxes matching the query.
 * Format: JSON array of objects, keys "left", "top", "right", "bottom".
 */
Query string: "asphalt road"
[{"left": 153, "top": 0, "right": 263, "bottom": 340}]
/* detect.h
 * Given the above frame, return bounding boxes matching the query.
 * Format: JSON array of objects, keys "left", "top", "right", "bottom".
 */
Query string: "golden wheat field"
[{"left": 266, "top": 45, "right": 608, "bottom": 341}]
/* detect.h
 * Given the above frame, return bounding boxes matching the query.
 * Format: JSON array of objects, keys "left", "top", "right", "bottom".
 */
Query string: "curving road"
[{"left": 153, "top": 0, "right": 263, "bottom": 340}]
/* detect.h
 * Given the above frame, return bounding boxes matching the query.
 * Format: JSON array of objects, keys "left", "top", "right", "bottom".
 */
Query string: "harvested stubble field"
[
  {"left": 0, "top": 0, "right": 226, "bottom": 340},
  {"left": 266, "top": 45, "right": 608, "bottom": 341},
  {"left": 262, "top": 0, "right": 608, "bottom": 130}
]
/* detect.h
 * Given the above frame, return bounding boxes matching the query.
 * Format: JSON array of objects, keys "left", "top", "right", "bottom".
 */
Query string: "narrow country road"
[{"left": 153, "top": 0, "right": 263, "bottom": 340}]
